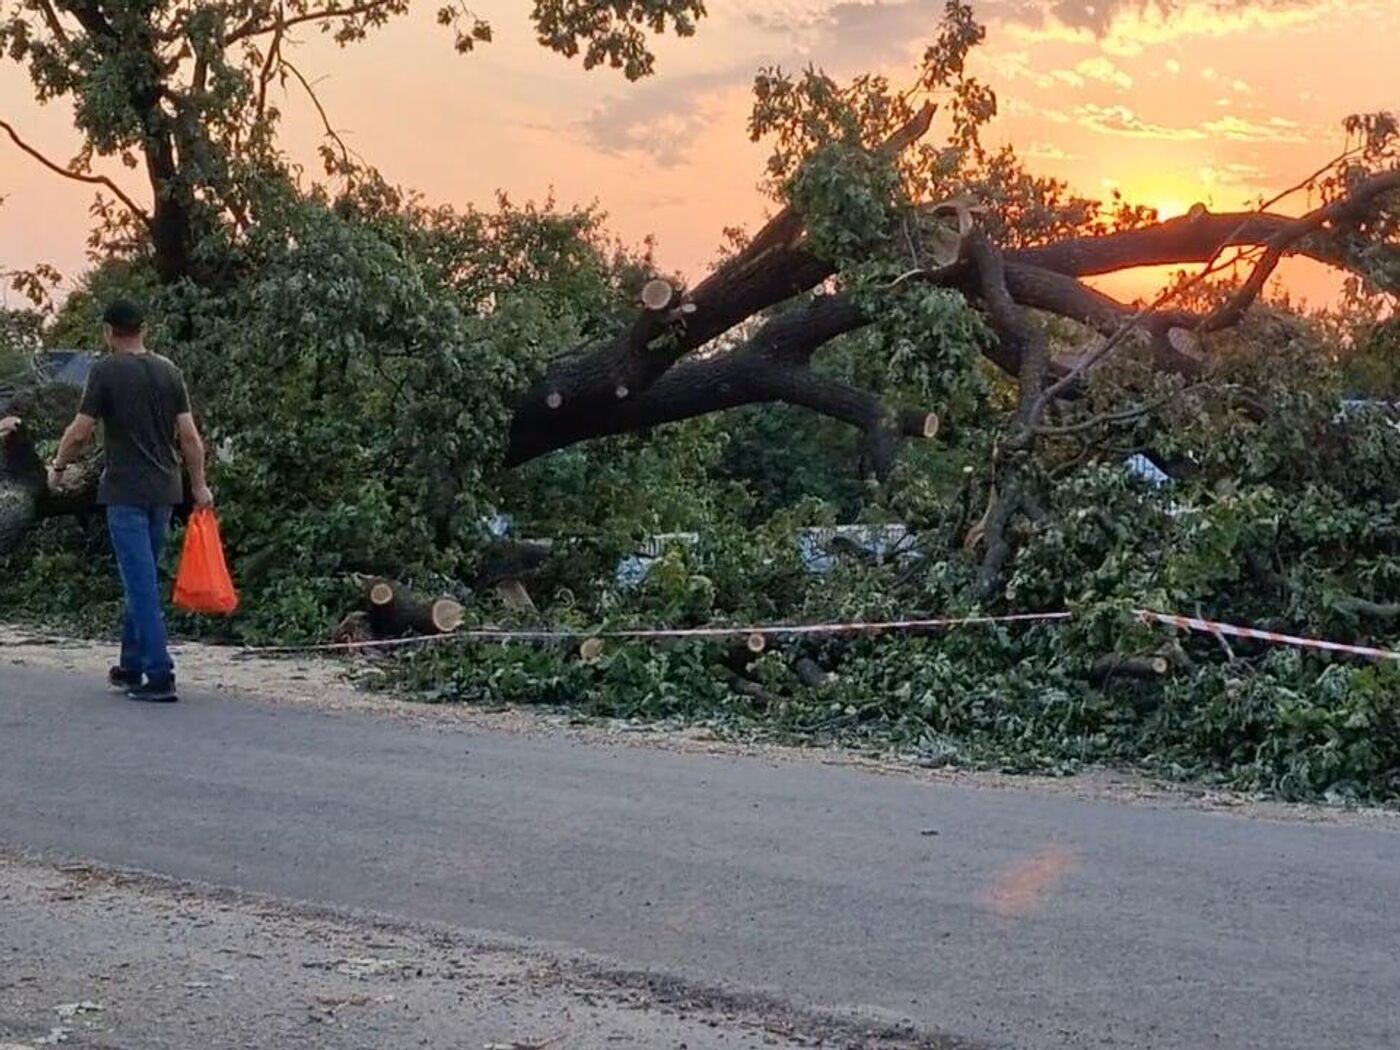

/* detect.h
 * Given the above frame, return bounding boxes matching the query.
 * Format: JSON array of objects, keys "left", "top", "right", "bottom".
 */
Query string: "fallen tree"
[
  {"left": 0, "top": 394, "right": 102, "bottom": 553},
  {"left": 5, "top": 151, "right": 1396, "bottom": 583}
]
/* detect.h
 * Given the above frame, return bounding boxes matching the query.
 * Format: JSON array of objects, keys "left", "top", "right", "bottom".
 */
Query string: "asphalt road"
[{"left": 2, "top": 662, "right": 1398, "bottom": 1049}]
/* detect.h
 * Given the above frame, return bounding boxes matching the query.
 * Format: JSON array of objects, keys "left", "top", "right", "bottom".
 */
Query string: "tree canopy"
[{"left": 1, "top": 0, "right": 707, "bottom": 282}]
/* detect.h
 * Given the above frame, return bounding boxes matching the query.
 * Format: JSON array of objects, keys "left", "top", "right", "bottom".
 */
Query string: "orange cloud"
[
  {"left": 1201, "top": 114, "right": 1308, "bottom": 142},
  {"left": 1023, "top": 141, "right": 1078, "bottom": 160},
  {"left": 1009, "top": 0, "right": 1377, "bottom": 55},
  {"left": 1075, "top": 56, "right": 1133, "bottom": 89},
  {"left": 1075, "top": 104, "right": 1209, "bottom": 140}
]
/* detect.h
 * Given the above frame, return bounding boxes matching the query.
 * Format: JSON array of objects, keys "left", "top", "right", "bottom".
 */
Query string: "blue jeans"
[{"left": 107, "top": 504, "right": 175, "bottom": 682}]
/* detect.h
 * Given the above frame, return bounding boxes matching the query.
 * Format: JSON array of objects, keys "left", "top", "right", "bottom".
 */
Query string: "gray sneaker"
[
  {"left": 127, "top": 677, "right": 178, "bottom": 703},
  {"left": 109, "top": 666, "right": 142, "bottom": 690}
]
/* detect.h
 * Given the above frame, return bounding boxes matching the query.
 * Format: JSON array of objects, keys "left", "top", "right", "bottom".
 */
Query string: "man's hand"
[
  {"left": 192, "top": 483, "right": 215, "bottom": 509},
  {"left": 47, "top": 464, "right": 69, "bottom": 493}
]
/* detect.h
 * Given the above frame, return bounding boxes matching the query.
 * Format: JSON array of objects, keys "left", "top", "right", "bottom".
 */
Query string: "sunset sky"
[{"left": 2, "top": 0, "right": 1397, "bottom": 310}]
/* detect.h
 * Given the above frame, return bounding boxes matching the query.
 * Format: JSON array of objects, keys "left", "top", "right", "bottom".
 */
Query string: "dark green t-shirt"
[{"left": 78, "top": 351, "right": 191, "bottom": 506}]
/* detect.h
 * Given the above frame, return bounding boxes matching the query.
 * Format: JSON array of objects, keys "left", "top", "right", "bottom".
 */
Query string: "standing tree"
[{"left": 0, "top": 0, "right": 707, "bottom": 282}]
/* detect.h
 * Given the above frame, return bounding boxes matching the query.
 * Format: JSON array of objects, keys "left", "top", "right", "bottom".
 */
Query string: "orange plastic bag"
[{"left": 173, "top": 507, "right": 239, "bottom": 615}]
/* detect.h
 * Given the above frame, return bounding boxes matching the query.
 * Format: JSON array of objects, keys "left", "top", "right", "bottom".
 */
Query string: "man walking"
[{"left": 48, "top": 300, "right": 213, "bottom": 702}]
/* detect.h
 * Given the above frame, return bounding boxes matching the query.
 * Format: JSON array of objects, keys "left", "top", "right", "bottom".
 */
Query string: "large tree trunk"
[
  {"left": 502, "top": 229, "right": 834, "bottom": 466},
  {"left": 498, "top": 171, "right": 1400, "bottom": 468},
  {"left": 0, "top": 383, "right": 106, "bottom": 557},
  {"left": 0, "top": 416, "right": 104, "bottom": 556},
  {"left": 1, "top": 415, "right": 50, "bottom": 555},
  {"left": 503, "top": 104, "right": 939, "bottom": 467},
  {"left": 0, "top": 484, "right": 39, "bottom": 556},
  {"left": 0, "top": 421, "right": 40, "bottom": 554}
]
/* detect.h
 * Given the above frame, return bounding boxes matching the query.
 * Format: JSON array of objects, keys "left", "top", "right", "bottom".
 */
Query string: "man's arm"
[
  {"left": 50, "top": 362, "right": 106, "bottom": 490},
  {"left": 47, "top": 414, "right": 97, "bottom": 490},
  {"left": 177, "top": 412, "right": 214, "bottom": 508}
]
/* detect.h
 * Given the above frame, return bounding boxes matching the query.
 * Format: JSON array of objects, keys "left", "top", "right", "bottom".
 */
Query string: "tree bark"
[
  {"left": 361, "top": 577, "right": 464, "bottom": 636},
  {"left": 0, "top": 481, "right": 39, "bottom": 557},
  {"left": 1088, "top": 654, "right": 1171, "bottom": 684},
  {"left": 55, "top": 0, "right": 197, "bottom": 283},
  {"left": 0, "top": 415, "right": 99, "bottom": 556},
  {"left": 1007, "top": 197, "right": 1396, "bottom": 288},
  {"left": 505, "top": 294, "right": 941, "bottom": 477}
]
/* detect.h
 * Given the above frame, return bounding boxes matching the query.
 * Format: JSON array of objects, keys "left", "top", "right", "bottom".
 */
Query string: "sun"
[
  {"left": 1113, "top": 171, "right": 1207, "bottom": 222},
  {"left": 1151, "top": 197, "right": 1190, "bottom": 220}
]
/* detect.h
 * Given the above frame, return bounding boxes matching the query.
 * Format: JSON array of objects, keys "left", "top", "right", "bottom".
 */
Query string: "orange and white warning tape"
[
  {"left": 235, "top": 611, "right": 1073, "bottom": 657},
  {"left": 234, "top": 606, "right": 1400, "bottom": 663},
  {"left": 1135, "top": 609, "right": 1400, "bottom": 662}
]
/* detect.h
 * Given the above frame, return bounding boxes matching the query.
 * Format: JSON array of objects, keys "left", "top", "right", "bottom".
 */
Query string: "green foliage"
[
  {"left": 715, "top": 406, "right": 865, "bottom": 519},
  {"left": 1335, "top": 311, "right": 1400, "bottom": 398},
  {"left": 0, "top": 308, "right": 42, "bottom": 379},
  {"left": 44, "top": 259, "right": 160, "bottom": 350},
  {"left": 0, "top": 518, "right": 125, "bottom": 637},
  {"left": 852, "top": 283, "right": 991, "bottom": 413},
  {"left": 531, "top": 0, "right": 706, "bottom": 80},
  {"left": 162, "top": 185, "right": 641, "bottom": 640},
  {"left": 3, "top": 178, "right": 651, "bottom": 645},
  {"left": 745, "top": 1, "right": 999, "bottom": 279}
]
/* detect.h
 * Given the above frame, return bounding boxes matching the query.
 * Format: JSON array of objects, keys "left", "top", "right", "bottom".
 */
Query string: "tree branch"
[
  {"left": 226, "top": 0, "right": 401, "bottom": 45},
  {"left": 0, "top": 119, "right": 149, "bottom": 225},
  {"left": 998, "top": 263, "right": 1200, "bottom": 336},
  {"left": 1198, "top": 168, "right": 1400, "bottom": 332},
  {"left": 1334, "top": 596, "right": 1400, "bottom": 620},
  {"left": 964, "top": 232, "right": 1048, "bottom": 426},
  {"left": 1031, "top": 383, "right": 1209, "bottom": 437},
  {"left": 503, "top": 104, "right": 939, "bottom": 467},
  {"left": 1021, "top": 167, "right": 1400, "bottom": 415},
  {"left": 1027, "top": 243, "right": 1268, "bottom": 420},
  {"left": 503, "top": 132, "right": 1395, "bottom": 469},
  {"left": 506, "top": 295, "right": 934, "bottom": 475},
  {"left": 256, "top": 15, "right": 286, "bottom": 119},
  {"left": 1009, "top": 222, "right": 1382, "bottom": 289},
  {"left": 35, "top": 0, "right": 72, "bottom": 46},
  {"left": 280, "top": 57, "right": 357, "bottom": 170}
]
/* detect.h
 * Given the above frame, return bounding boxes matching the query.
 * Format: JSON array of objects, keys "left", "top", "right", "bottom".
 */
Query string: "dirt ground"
[
  {"left": 4, "top": 623, "right": 1398, "bottom": 831},
  {"left": 0, "top": 850, "right": 955, "bottom": 1050}
]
